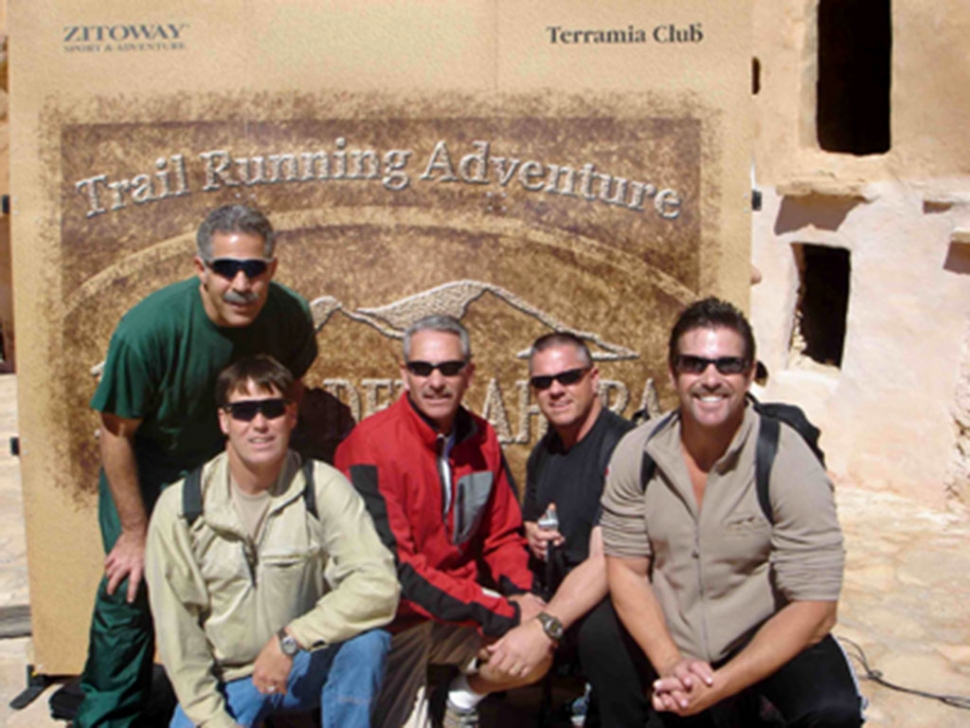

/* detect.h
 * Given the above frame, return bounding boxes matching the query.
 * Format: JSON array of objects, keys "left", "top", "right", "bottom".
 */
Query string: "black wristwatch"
[
  {"left": 536, "top": 611, "right": 564, "bottom": 642},
  {"left": 278, "top": 628, "right": 300, "bottom": 657}
]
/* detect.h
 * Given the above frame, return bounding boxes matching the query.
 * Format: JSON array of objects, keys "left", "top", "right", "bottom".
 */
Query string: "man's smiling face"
[{"left": 670, "top": 326, "right": 754, "bottom": 434}]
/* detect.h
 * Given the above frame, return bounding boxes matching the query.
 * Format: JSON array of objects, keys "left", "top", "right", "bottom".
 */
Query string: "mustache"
[{"left": 223, "top": 290, "right": 259, "bottom": 305}]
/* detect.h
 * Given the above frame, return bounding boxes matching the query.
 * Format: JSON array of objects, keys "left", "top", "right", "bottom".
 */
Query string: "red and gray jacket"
[{"left": 335, "top": 395, "right": 533, "bottom": 637}]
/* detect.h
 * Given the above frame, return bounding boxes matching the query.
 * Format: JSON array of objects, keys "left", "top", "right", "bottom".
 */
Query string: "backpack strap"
[
  {"left": 755, "top": 416, "right": 780, "bottom": 525},
  {"left": 182, "top": 465, "right": 205, "bottom": 526},
  {"left": 637, "top": 411, "right": 780, "bottom": 525},
  {"left": 301, "top": 459, "right": 317, "bottom": 520},
  {"left": 183, "top": 459, "right": 318, "bottom": 525}
]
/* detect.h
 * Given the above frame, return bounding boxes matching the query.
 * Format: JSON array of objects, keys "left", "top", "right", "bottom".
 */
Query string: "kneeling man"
[
  {"left": 146, "top": 355, "right": 399, "bottom": 728},
  {"left": 601, "top": 298, "right": 863, "bottom": 727}
]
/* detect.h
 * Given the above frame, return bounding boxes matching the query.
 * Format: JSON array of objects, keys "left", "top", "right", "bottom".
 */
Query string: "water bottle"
[
  {"left": 570, "top": 682, "right": 591, "bottom": 726},
  {"left": 538, "top": 503, "right": 559, "bottom": 531}
]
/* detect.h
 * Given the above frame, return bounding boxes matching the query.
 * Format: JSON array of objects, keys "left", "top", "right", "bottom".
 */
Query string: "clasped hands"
[{"left": 651, "top": 657, "right": 720, "bottom": 717}]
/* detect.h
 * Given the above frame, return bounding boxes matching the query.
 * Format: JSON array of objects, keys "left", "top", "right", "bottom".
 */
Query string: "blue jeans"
[{"left": 170, "top": 629, "right": 390, "bottom": 728}]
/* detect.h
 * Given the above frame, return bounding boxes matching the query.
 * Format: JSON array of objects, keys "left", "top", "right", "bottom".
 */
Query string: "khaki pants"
[{"left": 376, "top": 622, "right": 484, "bottom": 728}]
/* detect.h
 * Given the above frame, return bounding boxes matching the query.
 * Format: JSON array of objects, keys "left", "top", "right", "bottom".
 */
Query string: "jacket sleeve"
[
  {"left": 477, "top": 449, "right": 534, "bottom": 597},
  {"left": 335, "top": 434, "right": 524, "bottom": 637},
  {"left": 145, "top": 488, "right": 238, "bottom": 728},
  {"left": 285, "top": 463, "right": 400, "bottom": 649}
]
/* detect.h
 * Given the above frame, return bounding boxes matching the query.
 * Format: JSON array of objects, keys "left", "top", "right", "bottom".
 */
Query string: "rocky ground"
[{"left": 1, "top": 372, "right": 968, "bottom": 726}]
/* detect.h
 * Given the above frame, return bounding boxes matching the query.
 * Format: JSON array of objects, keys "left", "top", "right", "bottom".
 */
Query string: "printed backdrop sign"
[{"left": 11, "top": 0, "right": 751, "bottom": 672}]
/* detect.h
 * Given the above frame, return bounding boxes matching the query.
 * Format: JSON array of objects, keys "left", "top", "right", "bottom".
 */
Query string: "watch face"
[
  {"left": 280, "top": 633, "right": 299, "bottom": 656},
  {"left": 540, "top": 612, "right": 564, "bottom": 641}
]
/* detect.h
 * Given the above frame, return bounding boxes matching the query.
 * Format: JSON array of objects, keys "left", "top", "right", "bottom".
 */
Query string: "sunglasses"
[
  {"left": 530, "top": 367, "right": 590, "bottom": 391},
  {"left": 206, "top": 257, "right": 272, "bottom": 280},
  {"left": 223, "top": 398, "right": 290, "bottom": 422},
  {"left": 405, "top": 360, "right": 468, "bottom": 377},
  {"left": 673, "top": 355, "right": 750, "bottom": 375}
]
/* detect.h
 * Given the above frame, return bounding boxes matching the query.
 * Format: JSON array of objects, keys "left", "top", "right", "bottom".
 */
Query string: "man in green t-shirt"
[{"left": 76, "top": 204, "right": 319, "bottom": 728}]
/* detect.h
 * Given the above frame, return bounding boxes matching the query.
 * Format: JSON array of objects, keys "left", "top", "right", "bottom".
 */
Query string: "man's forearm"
[
  {"left": 544, "top": 556, "right": 607, "bottom": 629},
  {"left": 715, "top": 600, "right": 837, "bottom": 699},
  {"left": 606, "top": 555, "right": 683, "bottom": 673},
  {"left": 100, "top": 416, "right": 147, "bottom": 532}
]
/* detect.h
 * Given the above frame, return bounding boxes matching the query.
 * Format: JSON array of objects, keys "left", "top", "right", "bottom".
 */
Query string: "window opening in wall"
[
  {"left": 752, "top": 57, "right": 761, "bottom": 95},
  {"left": 816, "top": 0, "right": 891, "bottom": 155},
  {"left": 790, "top": 243, "right": 850, "bottom": 368}
]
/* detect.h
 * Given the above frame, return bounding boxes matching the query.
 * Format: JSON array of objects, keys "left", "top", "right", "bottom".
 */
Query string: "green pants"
[{"left": 74, "top": 473, "right": 159, "bottom": 728}]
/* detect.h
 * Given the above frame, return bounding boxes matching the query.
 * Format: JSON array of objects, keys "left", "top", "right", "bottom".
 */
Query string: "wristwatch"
[
  {"left": 278, "top": 628, "right": 300, "bottom": 657},
  {"left": 536, "top": 611, "right": 564, "bottom": 642}
]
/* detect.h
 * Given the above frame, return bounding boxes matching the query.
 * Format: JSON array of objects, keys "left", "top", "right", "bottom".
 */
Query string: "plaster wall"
[{"left": 750, "top": 0, "right": 970, "bottom": 506}]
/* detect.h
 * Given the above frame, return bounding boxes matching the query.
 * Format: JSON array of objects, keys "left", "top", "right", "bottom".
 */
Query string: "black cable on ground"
[{"left": 837, "top": 636, "right": 970, "bottom": 711}]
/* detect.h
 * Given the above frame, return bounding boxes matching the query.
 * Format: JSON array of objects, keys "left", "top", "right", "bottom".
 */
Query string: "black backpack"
[
  {"left": 640, "top": 395, "right": 825, "bottom": 525},
  {"left": 182, "top": 459, "right": 318, "bottom": 525}
]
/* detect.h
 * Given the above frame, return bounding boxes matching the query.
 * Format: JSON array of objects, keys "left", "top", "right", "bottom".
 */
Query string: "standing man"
[
  {"left": 146, "top": 355, "right": 398, "bottom": 728},
  {"left": 77, "top": 204, "right": 319, "bottom": 728},
  {"left": 486, "top": 332, "right": 649, "bottom": 727},
  {"left": 601, "top": 298, "right": 863, "bottom": 727},
  {"left": 335, "top": 315, "right": 548, "bottom": 728}
]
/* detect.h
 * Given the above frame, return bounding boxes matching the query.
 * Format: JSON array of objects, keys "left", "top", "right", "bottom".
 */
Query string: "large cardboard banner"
[{"left": 11, "top": 1, "right": 750, "bottom": 672}]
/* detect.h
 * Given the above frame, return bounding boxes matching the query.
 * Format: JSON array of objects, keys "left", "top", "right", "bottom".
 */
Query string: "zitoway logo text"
[{"left": 62, "top": 23, "right": 189, "bottom": 53}]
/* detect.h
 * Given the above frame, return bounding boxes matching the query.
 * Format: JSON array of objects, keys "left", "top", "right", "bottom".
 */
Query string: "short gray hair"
[
  {"left": 403, "top": 315, "right": 471, "bottom": 360},
  {"left": 528, "top": 332, "right": 593, "bottom": 374},
  {"left": 196, "top": 204, "right": 276, "bottom": 260}
]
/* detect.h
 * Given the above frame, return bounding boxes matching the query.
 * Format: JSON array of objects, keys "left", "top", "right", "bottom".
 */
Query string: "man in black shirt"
[{"left": 484, "top": 333, "right": 648, "bottom": 726}]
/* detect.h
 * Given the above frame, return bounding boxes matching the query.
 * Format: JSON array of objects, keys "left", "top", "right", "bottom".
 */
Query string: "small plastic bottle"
[
  {"left": 538, "top": 502, "right": 559, "bottom": 531},
  {"left": 570, "top": 682, "right": 592, "bottom": 726}
]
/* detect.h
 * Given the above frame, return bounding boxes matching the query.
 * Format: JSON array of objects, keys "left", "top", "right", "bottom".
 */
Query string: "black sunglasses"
[
  {"left": 405, "top": 360, "right": 468, "bottom": 377},
  {"left": 223, "top": 398, "right": 290, "bottom": 422},
  {"left": 206, "top": 257, "right": 272, "bottom": 280},
  {"left": 530, "top": 367, "right": 590, "bottom": 391},
  {"left": 673, "top": 355, "right": 750, "bottom": 375}
]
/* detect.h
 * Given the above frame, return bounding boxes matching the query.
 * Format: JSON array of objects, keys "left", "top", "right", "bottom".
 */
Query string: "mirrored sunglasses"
[
  {"left": 529, "top": 367, "right": 590, "bottom": 391},
  {"left": 206, "top": 257, "right": 272, "bottom": 280},
  {"left": 673, "top": 355, "right": 749, "bottom": 375},
  {"left": 405, "top": 360, "right": 467, "bottom": 377},
  {"left": 224, "top": 398, "right": 289, "bottom": 422}
]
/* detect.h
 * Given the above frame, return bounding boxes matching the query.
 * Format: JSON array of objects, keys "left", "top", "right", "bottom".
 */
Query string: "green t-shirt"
[{"left": 91, "top": 277, "right": 317, "bottom": 499}]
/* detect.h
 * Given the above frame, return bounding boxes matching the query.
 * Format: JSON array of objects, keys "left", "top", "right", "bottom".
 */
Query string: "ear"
[
  {"left": 463, "top": 360, "right": 475, "bottom": 386},
  {"left": 218, "top": 407, "right": 231, "bottom": 436},
  {"left": 194, "top": 256, "right": 208, "bottom": 284},
  {"left": 589, "top": 365, "right": 601, "bottom": 389},
  {"left": 668, "top": 364, "right": 678, "bottom": 391},
  {"left": 399, "top": 361, "right": 411, "bottom": 392},
  {"left": 266, "top": 258, "right": 278, "bottom": 279}
]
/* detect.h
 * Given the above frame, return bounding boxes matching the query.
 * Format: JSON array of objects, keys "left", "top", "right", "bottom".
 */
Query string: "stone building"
[
  {"left": 749, "top": 0, "right": 970, "bottom": 508},
  {"left": 0, "top": 1, "right": 966, "bottom": 511}
]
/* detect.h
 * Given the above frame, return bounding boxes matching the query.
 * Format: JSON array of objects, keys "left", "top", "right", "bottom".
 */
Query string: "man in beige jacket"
[
  {"left": 146, "top": 355, "right": 399, "bottom": 728},
  {"left": 600, "top": 298, "right": 862, "bottom": 727}
]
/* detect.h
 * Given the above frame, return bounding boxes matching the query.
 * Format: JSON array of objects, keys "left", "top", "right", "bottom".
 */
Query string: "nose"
[
  {"left": 547, "top": 378, "right": 566, "bottom": 396},
  {"left": 231, "top": 269, "right": 253, "bottom": 290},
  {"left": 699, "top": 361, "right": 721, "bottom": 385},
  {"left": 250, "top": 411, "right": 270, "bottom": 428},
  {"left": 427, "top": 368, "right": 446, "bottom": 388}
]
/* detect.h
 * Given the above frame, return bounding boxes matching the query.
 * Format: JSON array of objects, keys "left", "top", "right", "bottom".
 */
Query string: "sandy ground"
[{"left": 1, "top": 372, "right": 969, "bottom": 726}]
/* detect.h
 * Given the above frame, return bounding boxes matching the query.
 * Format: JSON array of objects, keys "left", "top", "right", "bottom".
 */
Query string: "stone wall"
[{"left": 750, "top": 0, "right": 970, "bottom": 507}]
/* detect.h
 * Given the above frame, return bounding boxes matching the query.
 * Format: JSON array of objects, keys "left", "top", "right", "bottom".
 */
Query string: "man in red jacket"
[{"left": 335, "top": 315, "right": 549, "bottom": 727}]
